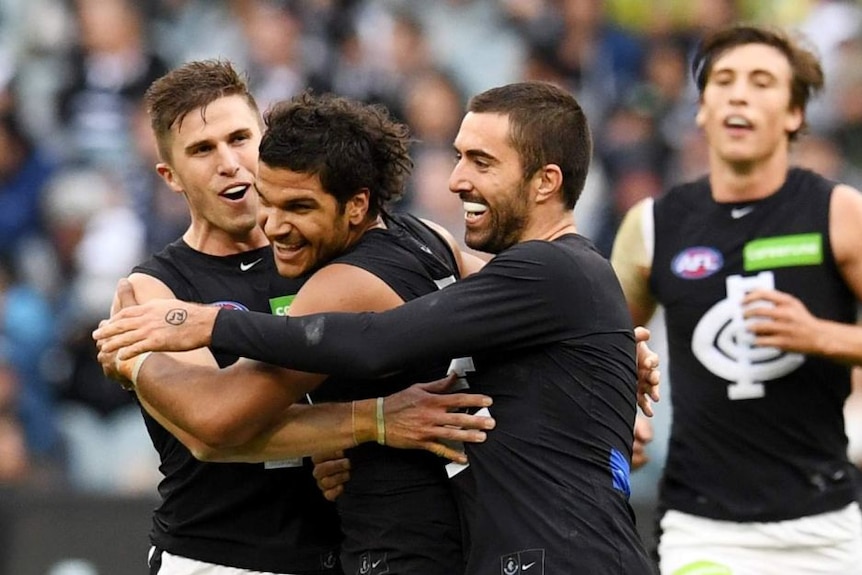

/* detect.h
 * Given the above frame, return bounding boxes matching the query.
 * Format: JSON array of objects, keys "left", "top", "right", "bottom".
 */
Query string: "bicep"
[
  {"left": 831, "top": 185, "right": 862, "bottom": 304},
  {"left": 125, "top": 272, "right": 217, "bottom": 367},
  {"left": 287, "top": 263, "right": 404, "bottom": 316},
  {"left": 611, "top": 199, "right": 657, "bottom": 326}
]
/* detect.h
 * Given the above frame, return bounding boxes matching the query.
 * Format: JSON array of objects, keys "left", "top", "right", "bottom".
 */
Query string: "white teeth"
[
  {"left": 223, "top": 185, "right": 247, "bottom": 195},
  {"left": 463, "top": 201, "right": 488, "bottom": 215},
  {"left": 725, "top": 116, "right": 751, "bottom": 128}
]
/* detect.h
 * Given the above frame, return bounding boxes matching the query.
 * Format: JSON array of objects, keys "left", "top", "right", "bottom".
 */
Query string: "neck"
[
  {"left": 709, "top": 147, "right": 790, "bottom": 203},
  {"left": 183, "top": 224, "right": 269, "bottom": 256},
  {"left": 523, "top": 211, "right": 577, "bottom": 243}
]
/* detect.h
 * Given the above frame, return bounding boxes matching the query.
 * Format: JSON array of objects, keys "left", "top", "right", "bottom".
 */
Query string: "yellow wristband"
[
  {"left": 376, "top": 397, "right": 386, "bottom": 446},
  {"left": 115, "top": 352, "right": 153, "bottom": 390}
]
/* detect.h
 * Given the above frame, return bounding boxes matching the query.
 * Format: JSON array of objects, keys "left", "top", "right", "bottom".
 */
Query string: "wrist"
[
  {"left": 351, "top": 398, "right": 377, "bottom": 445},
  {"left": 114, "top": 352, "right": 153, "bottom": 391}
]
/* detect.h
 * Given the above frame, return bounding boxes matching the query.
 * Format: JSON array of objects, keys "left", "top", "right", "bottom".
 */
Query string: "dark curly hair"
[{"left": 259, "top": 91, "right": 413, "bottom": 217}]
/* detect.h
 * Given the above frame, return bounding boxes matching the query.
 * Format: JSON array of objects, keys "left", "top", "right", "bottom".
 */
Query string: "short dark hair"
[
  {"left": 144, "top": 60, "right": 260, "bottom": 162},
  {"left": 692, "top": 24, "right": 824, "bottom": 140},
  {"left": 467, "top": 81, "right": 592, "bottom": 210},
  {"left": 259, "top": 91, "right": 412, "bottom": 217}
]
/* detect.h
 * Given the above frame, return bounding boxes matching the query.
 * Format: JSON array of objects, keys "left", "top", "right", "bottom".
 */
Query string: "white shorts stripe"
[{"left": 148, "top": 547, "right": 299, "bottom": 575}]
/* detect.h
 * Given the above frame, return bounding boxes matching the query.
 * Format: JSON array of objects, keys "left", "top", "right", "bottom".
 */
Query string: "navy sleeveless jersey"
[
  {"left": 133, "top": 240, "right": 342, "bottom": 573},
  {"left": 310, "top": 213, "right": 466, "bottom": 575},
  {"left": 650, "top": 167, "right": 857, "bottom": 521}
]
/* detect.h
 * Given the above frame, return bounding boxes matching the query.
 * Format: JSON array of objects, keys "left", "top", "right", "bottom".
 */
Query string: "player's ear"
[
  {"left": 534, "top": 164, "right": 563, "bottom": 204},
  {"left": 156, "top": 163, "right": 184, "bottom": 194},
  {"left": 346, "top": 188, "right": 370, "bottom": 223}
]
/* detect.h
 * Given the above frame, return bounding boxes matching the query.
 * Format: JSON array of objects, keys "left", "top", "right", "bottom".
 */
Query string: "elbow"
[
  {"left": 177, "top": 434, "right": 233, "bottom": 462},
  {"left": 190, "top": 443, "right": 226, "bottom": 462},
  {"left": 191, "top": 418, "right": 258, "bottom": 451}
]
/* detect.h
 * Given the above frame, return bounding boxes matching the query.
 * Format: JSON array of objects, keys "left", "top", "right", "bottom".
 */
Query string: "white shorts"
[
  {"left": 658, "top": 503, "right": 862, "bottom": 575},
  {"left": 148, "top": 547, "right": 299, "bottom": 575}
]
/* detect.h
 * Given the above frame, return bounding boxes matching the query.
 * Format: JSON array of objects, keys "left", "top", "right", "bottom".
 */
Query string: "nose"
[
  {"left": 259, "top": 203, "right": 291, "bottom": 240},
  {"left": 728, "top": 78, "right": 749, "bottom": 104},
  {"left": 217, "top": 143, "right": 241, "bottom": 176},
  {"left": 448, "top": 158, "right": 470, "bottom": 195}
]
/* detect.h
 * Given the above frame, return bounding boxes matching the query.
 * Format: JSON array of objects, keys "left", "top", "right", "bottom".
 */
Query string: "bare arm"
[
  {"left": 101, "top": 275, "right": 326, "bottom": 452},
  {"left": 611, "top": 198, "right": 658, "bottom": 327},
  {"left": 101, "top": 264, "right": 495, "bottom": 462}
]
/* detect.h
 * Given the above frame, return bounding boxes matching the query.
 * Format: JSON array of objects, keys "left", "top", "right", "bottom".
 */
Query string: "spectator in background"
[
  {"left": 56, "top": 0, "right": 167, "bottom": 175},
  {"left": 827, "top": 38, "right": 862, "bottom": 171},
  {"left": 398, "top": 69, "right": 471, "bottom": 249},
  {"left": 0, "top": 258, "right": 61, "bottom": 484},
  {"left": 520, "top": 0, "right": 644, "bottom": 126},
  {"left": 0, "top": 92, "right": 58, "bottom": 267},
  {"left": 396, "top": 0, "right": 525, "bottom": 97},
  {"left": 38, "top": 167, "right": 153, "bottom": 493},
  {"left": 0, "top": 344, "right": 30, "bottom": 485},
  {"left": 240, "top": 1, "right": 308, "bottom": 111}
]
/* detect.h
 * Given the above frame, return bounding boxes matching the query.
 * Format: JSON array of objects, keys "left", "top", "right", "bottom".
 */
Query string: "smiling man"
[
  {"left": 96, "top": 81, "right": 656, "bottom": 574},
  {"left": 108, "top": 62, "right": 496, "bottom": 575},
  {"left": 611, "top": 24, "right": 862, "bottom": 574}
]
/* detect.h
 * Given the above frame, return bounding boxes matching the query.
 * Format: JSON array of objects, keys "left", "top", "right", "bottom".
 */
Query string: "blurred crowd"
[{"left": 0, "top": 0, "right": 861, "bottom": 495}]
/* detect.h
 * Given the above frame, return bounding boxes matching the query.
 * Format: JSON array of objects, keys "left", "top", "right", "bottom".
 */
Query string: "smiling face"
[
  {"left": 256, "top": 163, "right": 369, "bottom": 278},
  {"left": 449, "top": 111, "right": 532, "bottom": 254},
  {"left": 696, "top": 43, "right": 803, "bottom": 170},
  {"left": 157, "top": 94, "right": 263, "bottom": 249}
]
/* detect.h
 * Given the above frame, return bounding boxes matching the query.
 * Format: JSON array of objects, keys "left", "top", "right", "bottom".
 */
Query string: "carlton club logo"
[
  {"left": 691, "top": 271, "right": 804, "bottom": 400},
  {"left": 672, "top": 246, "right": 723, "bottom": 279}
]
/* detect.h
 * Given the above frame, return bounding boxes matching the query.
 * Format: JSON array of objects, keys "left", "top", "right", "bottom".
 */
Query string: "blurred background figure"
[
  {"left": 55, "top": 0, "right": 168, "bottom": 176},
  {"left": 0, "top": 260, "right": 59, "bottom": 487},
  {"left": 36, "top": 167, "right": 155, "bottom": 495}
]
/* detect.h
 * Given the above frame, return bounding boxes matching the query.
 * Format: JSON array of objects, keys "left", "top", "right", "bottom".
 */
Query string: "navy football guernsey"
[
  {"left": 650, "top": 167, "right": 857, "bottom": 522},
  {"left": 134, "top": 240, "right": 341, "bottom": 573}
]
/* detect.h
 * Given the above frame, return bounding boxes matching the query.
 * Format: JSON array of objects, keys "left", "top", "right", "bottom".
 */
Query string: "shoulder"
[
  {"left": 830, "top": 183, "right": 862, "bottom": 265},
  {"left": 289, "top": 260, "right": 404, "bottom": 316},
  {"left": 490, "top": 236, "right": 604, "bottom": 275},
  {"left": 418, "top": 217, "right": 486, "bottom": 277},
  {"left": 654, "top": 175, "right": 710, "bottom": 214}
]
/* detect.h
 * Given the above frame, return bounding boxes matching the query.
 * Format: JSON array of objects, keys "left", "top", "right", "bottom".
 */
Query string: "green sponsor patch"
[
  {"left": 672, "top": 560, "right": 732, "bottom": 575},
  {"left": 743, "top": 233, "right": 822, "bottom": 271},
  {"left": 269, "top": 294, "right": 296, "bottom": 316}
]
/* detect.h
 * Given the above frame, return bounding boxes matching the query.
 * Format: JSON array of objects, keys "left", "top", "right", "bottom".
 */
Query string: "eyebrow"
[
  {"left": 455, "top": 145, "right": 498, "bottom": 164},
  {"left": 183, "top": 127, "right": 253, "bottom": 154},
  {"left": 712, "top": 66, "right": 778, "bottom": 81}
]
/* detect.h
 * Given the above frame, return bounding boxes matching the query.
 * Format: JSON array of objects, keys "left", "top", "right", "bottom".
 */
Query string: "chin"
[{"left": 275, "top": 262, "right": 305, "bottom": 279}]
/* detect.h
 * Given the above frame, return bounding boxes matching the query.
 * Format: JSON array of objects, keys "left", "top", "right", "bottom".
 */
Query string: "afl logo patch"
[
  {"left": 672, "top": 247, "right": 723, "bottom": 279},
  {"left": 210, "top": 301, "right": 249, "bottom": 311}
]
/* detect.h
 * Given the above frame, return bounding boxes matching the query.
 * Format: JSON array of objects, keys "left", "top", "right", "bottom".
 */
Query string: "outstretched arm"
[
  {"left": 100, "top": 271, "right": 496, "bottom": 462},
  {"left": 96, "top": 245, "right": 635, "bottom": 377}
]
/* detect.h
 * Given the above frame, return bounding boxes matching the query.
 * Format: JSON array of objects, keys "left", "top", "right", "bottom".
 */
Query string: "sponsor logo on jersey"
[
  {"left": 210, "top": 301, "right": 249, "bottom": 311},
  {"left": 671, "top": 247, "right": 723, "bottom": 279},
  {"left": 743, "top": 233, "right": 822, "bottom": 271},
  {"left": 269, "top": 294, "right": 296, "bottom": 316},
  {"left": 500, "top": 549, "right": 545, "bottom": 575}
]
